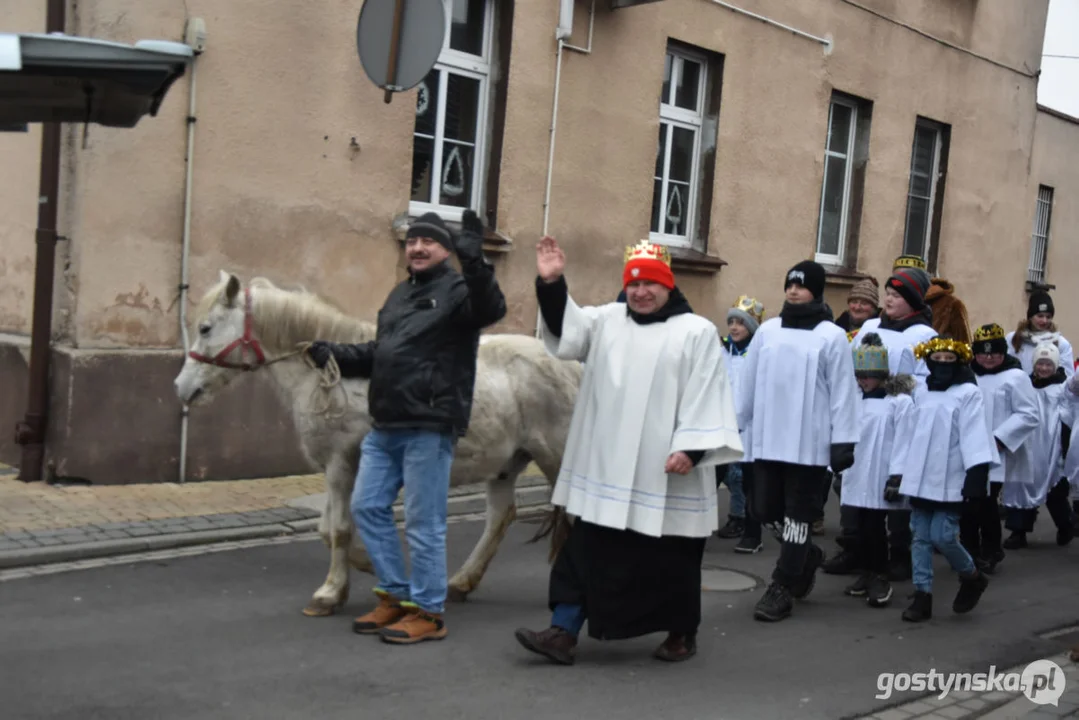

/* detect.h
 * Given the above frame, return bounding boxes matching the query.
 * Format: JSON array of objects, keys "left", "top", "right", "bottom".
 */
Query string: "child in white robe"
[
  {"left": 841, "top": 333, "right": 915, "bottom": 608},
  {"left": 895, "top": 337, "right": 996, "bottom": 622},
  {"left": 737, "top": 260, "right": 860, "bottom": 623},
  {"left": 1003, "top": 342, "right": 1075, "bottom": 548},
  {"left": 965, "top": 323, "right": 1040, "bottom": 573}
]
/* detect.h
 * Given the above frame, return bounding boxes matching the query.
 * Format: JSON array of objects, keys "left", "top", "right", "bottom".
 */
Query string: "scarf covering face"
[{"left": 926, "top": 358, "right": 977, "bottom": 391}]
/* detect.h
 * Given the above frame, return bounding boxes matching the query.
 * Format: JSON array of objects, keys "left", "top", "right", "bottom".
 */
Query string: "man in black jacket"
[{"left": 307, "top": 209, "right": 506, "bottom": 644}]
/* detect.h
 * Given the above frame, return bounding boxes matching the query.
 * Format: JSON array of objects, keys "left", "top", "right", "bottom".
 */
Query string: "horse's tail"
[{"left": 528, "top": 505, "right": 573, "bottom": 563}]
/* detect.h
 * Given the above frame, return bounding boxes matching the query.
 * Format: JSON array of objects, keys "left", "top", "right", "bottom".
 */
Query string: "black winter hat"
[
  {"left": 785, "top": 260, "right": 826, "bottom": 300},
  {"left": 886, "top": 268, "right": 931, "bottom": 311},
  {"left": 406, "top": 212, "right": 453, "bottom": 251},
  {"left": 1028, "top": 290, "right": 1055, "bottom": 319}
]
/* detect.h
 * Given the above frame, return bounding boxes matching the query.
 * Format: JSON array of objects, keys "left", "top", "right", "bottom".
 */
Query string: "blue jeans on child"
[
  {"left": 910, "top": 506, "right": 975, "bottom": 593},
  {"left": 719, "top": 462, "right": 746, "bottom": 518},
  {"left": 351, "top": 427, "right": 456, "bottom": 614}
]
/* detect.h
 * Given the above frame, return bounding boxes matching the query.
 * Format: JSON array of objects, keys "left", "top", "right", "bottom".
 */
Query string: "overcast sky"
[{"left": 1039, "top": 0, "right": 1079, "bottom": 117}]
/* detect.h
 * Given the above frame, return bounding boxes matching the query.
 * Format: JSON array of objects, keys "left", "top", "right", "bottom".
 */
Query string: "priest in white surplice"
[{"left": 513, "top": 237, "right": 743, "bottom": 666}]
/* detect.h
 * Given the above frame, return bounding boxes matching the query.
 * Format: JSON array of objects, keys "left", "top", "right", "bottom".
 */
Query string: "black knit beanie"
[
  {"left": 784, "top": 260, "right": 826, "bottom": 300},
  {"left": 1027, "top": 290, "right": 1055, "bottom": 319},
  {"left": 406, "top": 212, "right": 453, "bottom": 251}
]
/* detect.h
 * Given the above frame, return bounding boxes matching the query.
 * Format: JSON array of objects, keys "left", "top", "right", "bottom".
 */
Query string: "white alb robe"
[
  {"left": 1005, "top": 380, "right": 1071, "bottom": 509},
  {"left": 841, "top": 390, "right": 916, "bottom": 510},
  {"left": 852, "top": 318, "right": 936, "bottom": 388},
  {"left": 543, "top": 297, "right": 744, "bottom": 538},
  {"left": 898, "top": 383, "right": 999, "bottom": 503},
  {"left": 1063, "top": 383, "right": 1079, "bottom": 501},
  {"left": 1006, "top": 330, "right": 1075, "bottom": 378},
  {"left": 737, "top": 317, "right": 860, "bottom": 467},
  {"left": 723, "top": 341, "right": 753, "bottom": 462},
  {"left": 974, "top": 367, "right": 1040, "bottom": 487}
]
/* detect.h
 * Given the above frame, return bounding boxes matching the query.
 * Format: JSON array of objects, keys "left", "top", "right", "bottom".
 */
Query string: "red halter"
[{"left": 187, "top": 287, "right": 267, "bottom": 371}]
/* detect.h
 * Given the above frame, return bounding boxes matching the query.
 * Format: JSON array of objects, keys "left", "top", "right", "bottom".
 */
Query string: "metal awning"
[{"left": 0, "top": 32, "right": 192, "bottom": 128}]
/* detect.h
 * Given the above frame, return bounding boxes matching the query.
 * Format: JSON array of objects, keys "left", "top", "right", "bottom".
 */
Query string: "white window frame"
[
  {"left": 902, "top": 120, "right": 944, "bottom": 263},
  {"left": 408, "top": 0, "right": 496, "bottom": 224},
  {"left": 814, "top": 95, "right": 859, "bottom": 266},
  {"left": 650, "top": 46, "right": 708, "bottom": 248},
  {"left": 1028, "top": 185, "right": 1054, "bottom": 285}
]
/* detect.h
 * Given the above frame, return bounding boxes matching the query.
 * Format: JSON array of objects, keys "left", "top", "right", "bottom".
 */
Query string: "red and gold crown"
[{"left": 624, "top": 240, "right": 672, "bottom": 266}]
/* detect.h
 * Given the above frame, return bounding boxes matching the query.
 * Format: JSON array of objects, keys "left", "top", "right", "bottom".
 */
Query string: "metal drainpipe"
[{"left": 16, "top": 0, "right": 67, "bottom": 483}]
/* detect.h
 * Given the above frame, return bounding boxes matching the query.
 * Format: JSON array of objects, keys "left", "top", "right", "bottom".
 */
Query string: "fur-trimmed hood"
[
  {"left": 884, "top": 373, "right": 916, "bottom": 397},
  {"left": 1011, "top": 319, "right": 1062, "bottom": 351},
  {"left": 925, "top": 278, "right": 955, "bottom": 301}
]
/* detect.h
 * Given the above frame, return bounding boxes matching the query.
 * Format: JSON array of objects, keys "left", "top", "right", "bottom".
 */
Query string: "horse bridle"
[{"left": 187, "top": 287, "right": 268, "bottom": 371}]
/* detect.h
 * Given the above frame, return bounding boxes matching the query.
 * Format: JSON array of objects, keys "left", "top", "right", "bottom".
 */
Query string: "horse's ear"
[{"left": 222, "top": 273, "right": 241, "bottom": 307}]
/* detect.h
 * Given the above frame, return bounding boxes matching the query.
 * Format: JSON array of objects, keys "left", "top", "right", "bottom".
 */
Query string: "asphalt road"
[{"left": 3, "top": 501, "right": 1079, "bottom": 720}]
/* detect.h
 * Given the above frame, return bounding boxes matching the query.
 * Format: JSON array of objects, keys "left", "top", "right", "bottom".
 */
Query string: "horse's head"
[{"left": 174, "top": 270, "right": 262, "bottom": 405}]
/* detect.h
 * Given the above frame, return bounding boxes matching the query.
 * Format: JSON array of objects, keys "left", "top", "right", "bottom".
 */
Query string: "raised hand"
[{"left": 536, "top": 235, "right": 566, "bottom": 283}]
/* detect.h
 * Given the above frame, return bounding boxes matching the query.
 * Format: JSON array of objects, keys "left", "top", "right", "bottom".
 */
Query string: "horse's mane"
[{"left": 196, "top": 275, "right": 377, "bottom": 350}]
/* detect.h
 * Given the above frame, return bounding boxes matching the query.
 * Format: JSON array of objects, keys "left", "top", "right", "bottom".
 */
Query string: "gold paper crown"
[
  {"left": 893, "top": 255, "right": 927, "bottom": 271},
  {"left": 972, "top": 324, "right": 1006, "bottom": 343},
  {"left": 733, "top": 294, "right": 766, "bottom": 323},
  {"left": 624, "top": 239, "right": 672, "bottom": 266},
  {"left": 914, "top": 337, "right": 973, "bottom": 363}
]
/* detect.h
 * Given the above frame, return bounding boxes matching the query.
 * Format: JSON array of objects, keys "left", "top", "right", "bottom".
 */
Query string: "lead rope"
[{"left": 262, "top": 342, "right": 349, "bottom": 419}]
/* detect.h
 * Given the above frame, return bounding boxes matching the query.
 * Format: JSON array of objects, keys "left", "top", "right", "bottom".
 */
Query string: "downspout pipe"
[{"left": 16, "top": 0, "right": 67, "bottom": 482}]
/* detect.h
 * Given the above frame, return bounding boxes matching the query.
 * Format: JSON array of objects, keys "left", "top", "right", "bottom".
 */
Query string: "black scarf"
[
  {"left": 723, "top": 334, "right": 752, "bottom": 355},
  {"left": 780, "top": 300, "right": 832, "bottom": 330},
  {"left": 926, "top": 359, "right": 977, "bottom": 391},
  {"left": 626, "top": 287, "right": 693, "bottom": 325},
  {"left": 1032, "top": 366, "right": 1068, "bottom": 389},
  {"left": 861, "top": 386, "right": 888, "bottom": 400},
  {"left": 879, "top": 307, "right": 933, "bottom": 332},
  {"left": 971, "top": 355, "right": 1023, "bottom": 376}
]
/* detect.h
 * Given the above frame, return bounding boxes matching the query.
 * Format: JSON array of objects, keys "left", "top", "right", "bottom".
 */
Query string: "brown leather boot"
[
  {"left": 352, "top": 589, "right": 406, "bottom": 634},
  {"left": 653, "top": 632, "right": 697, "bottom": 662},
  {"left": 379, "top": 603, "right": 448, "bottom": 644},
  {"left": 514, "top": 626, "right": 577, "bottom": 665}
]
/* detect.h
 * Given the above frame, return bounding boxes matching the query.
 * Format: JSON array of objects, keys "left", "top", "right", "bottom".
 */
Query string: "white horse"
[{"left": 174, "top": 271, "right": 582, "bottom": 617}]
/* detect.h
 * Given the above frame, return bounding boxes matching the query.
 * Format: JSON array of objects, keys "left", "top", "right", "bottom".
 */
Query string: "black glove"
[
  {"left": 883, "top": 475, "right": 903, "bottom": 503},
  {"left": 962, "top": 463, "right": 990, "bottom": 500},
  {"left": 307, "top": 340, "right": 334, "bottom": 369},
  {"left": 830, "top": 443, "right": 855, "bottom": 474},
  {"left": 454, "top": 209, "right": 487, "bottom": 269}
]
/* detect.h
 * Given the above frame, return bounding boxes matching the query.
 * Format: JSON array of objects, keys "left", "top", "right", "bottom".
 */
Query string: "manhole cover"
[{"left": 701, "top": 568, "right": 757, "bottom": 592}]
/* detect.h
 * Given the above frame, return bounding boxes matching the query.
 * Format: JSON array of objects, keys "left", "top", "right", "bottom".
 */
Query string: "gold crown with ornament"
[
  {"left": 972, "top": 323, "right": 1006, "bottom": 343},
  {"left": 624, "top": 240, "right": 672, "bottom": 266},
  {"left": 893, "top": 254, "right": 927, "bottom": 271},
  {"left": 914, "top": 337, "right": 973, "bottom": 363}
]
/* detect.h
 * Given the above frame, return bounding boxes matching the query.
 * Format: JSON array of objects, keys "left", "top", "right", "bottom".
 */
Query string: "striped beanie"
[{"left": 887, "top": 268, "right": 931, "bottom": 311}]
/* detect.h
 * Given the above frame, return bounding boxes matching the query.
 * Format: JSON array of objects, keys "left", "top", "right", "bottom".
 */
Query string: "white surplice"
[
  {"left": 542, "top": 296, "right": 744, "bottom": 538},
  {"left": 1005, "top": 379, "right": 1071, "bottom": 509},
  {"left": 841, "top": 384, "right": 916, "bottom": 510},
  {"left": 1006, "top": 330, "right": 1075, "bottom": 378},
  {"left": 852, "top": 318, "right": 937, "bottom": 388},
  {"left": 897, "top": 383, "right": 999, "bottom": 503},
  {"left": 974, "top": 367, "right": 1040, "bottom": 487},
  {"left": 1063, "top": 383, "right": 1079, "bottom": 501},
  {"left": 723, "top": 339, "right": 753, "bottom": 462},
  {"left": 737, "top": 317, "right": 860, "bottom": 467}
]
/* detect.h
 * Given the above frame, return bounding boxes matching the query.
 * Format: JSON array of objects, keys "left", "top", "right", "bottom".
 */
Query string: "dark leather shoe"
[
  {"left": 514, "top": 626, "right": 577, "bottom": 665},
  {"left": 653, "top": 632, "right": 697, "bottom": 662}
]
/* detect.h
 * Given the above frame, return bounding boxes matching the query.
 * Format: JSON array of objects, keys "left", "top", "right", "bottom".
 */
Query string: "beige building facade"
[{"left": 1, "top": 0, "right": 1076, "bottom": 483}]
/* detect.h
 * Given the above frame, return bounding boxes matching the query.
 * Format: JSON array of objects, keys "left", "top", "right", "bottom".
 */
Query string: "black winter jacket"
[{"left": 326, "top": 258, "right": 506, "bottom": 436}]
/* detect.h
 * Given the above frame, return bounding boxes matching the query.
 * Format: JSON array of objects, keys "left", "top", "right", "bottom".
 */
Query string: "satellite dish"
[{"left": 356, "top": 0, "right": 446, "bottom": 104}]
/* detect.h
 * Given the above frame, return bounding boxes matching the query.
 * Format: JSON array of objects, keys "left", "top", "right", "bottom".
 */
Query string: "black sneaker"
[
  {"left": 734, "top": 535, "right": 763, "bottom": 554},
  {"left": 1002, "top": 531, "right": 1027, "bottom": 550},
  {"left": 844, "top": 573, "right": 870, "bottom": 597},
  {"left": 866, "top": 574, "right": 893, "bottom": 608},
  {"left": 716, "top": 515, "right": 744, "bottom": 539},
  {"left": 902, "top": 590, "right": 932, "bottom": 622},
  {"left": 982, "top": 549, "right": 1005, "bottom": 574},
  {"left": 790, "top": 544, "right": 824, "bottom": 600},
  {"left": 753, "top": 582, "right": 793, "bottom": 622},
  {"left": 822, "top": 549, "right": 861, "bottom": 576},
  {"left": 953, "top": 570, "right": 989, "bottom": 614}
]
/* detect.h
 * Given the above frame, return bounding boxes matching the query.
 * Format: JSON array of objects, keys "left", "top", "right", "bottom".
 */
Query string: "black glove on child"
[
  {"left": 455, "top": 209, "right": 487, "bottom": 269},
  {"left": 307, "top": 341, "right": 334, "bottom": 369},
  {"left": 883, "top": 475, "right": 903, "bottom": 503},
  {"left": 830, "top": 443, "right": 855, "bottom": 474}
]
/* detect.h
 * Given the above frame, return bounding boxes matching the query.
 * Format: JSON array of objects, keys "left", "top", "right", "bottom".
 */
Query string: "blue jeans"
[
  {"left": 910, "top": 507, "right": 976, "bottom": 593},
  {"left": 718, "top": 462, "right": 746, "bottom": 518},
  {"left": 552, "top": 603, "right": 587, "bottom": 636},
  {"left": 351, "top": 428, "right": 455, "bottom": 614}
]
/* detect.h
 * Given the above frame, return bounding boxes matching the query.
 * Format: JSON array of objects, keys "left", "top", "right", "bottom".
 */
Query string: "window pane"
[
  {"left": 439, "top": 141, "right": 474, "bottom": 207},
  {"left": 413, "top": 68, "right": 441, "bottom": 138},
  {"left": 664, "top": 181, "right": 689, "bottom": 236},
  {"left": 443, "top": 73, "right": 480, "bottom": 143},
  {"left": 655, "top": 123, "right": 668, "bottom": 178},
  {"left": 668, "top": 126, "right": 695, "bottom": 183},
  {"left": 411, "top": 136, "right": 434, "bottom": 203},
  {"left": 661, "top": 53, "right": 672, "bottom": 105},
  {"left": 674, "top": 58, "right": 701, "bottom": 111},
  {"left": 909, "top": 169, "right": 931, "bottom": 199},
  {"left": 449, "top": 0, "right": 486, "bottom": 56},
  {"left": 903, "top": 196, "right": 929, "bottom": 257},
  {"left": 912, "top": 127, "right": 936, "bottom": 175},
  {"left": 650, "top": 179, "right": 663, "bottom": 233},
  {"left": 817, "top": 155, "right": 847, "bottom": 257},
  {"left": 827, "top": 103, "right": 852, "bottom": 154}
]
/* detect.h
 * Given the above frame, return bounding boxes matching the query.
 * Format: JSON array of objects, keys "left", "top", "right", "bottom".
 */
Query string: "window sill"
[
  {"left": 669, "top": 246, "right": 727, "bottom": 274},
  {"left": 821, "top": 264, "right": 874, "bottom": 287},
  {"left": 1025, "top": 280, "right": 1057, "bottom": 293},
  {"left": 391, "top": 213, "right": 514, "bottom": 254}
]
